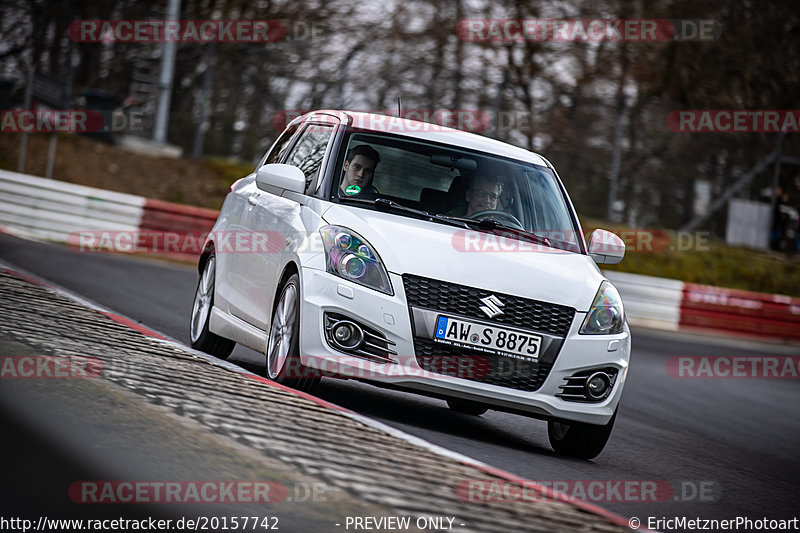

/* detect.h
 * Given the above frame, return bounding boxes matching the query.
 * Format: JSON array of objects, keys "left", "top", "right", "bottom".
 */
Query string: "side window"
[
  {"left": 262, "top": 124, "right": 299, "bottom": 166},
  {"left": 284, "top": 123, "right": 335, "bottom": 193}
]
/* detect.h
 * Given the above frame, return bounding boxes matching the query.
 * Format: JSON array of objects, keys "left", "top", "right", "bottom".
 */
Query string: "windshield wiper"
[
  {"left": 337, "top": 196, "right": 472, "bottom": 229},
  {"left": 374, "top": 198, "right": 431, "bottom": 217},
  {"left": 335, "top": 196, "right": 375, "bottom": 206},
  {"left": 437, "top": 215, "right": 554, "bottom": 248},
  {"left": 336, "top": 197, "right": 556, "bottom": 246}
]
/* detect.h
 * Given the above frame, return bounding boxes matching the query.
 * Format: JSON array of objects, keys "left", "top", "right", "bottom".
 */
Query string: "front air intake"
[
  {"left": 323, "top": 312, "right": 397, "bottom": 363},
  {"left": 555, "top": 367, "right": 618, "bottom": 402}
]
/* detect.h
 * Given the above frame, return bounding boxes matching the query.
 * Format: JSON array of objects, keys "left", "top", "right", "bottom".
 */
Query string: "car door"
[
  {"left": 222, "top": 123, "right": 300, "bottom": 322},
  {"left": 235, "top": 120, "right": 336, "bottom": 331}
]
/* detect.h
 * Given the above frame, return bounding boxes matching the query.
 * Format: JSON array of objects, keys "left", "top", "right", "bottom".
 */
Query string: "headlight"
[
  {"left": 320, "top": 226, "right": 392, "bottom": 295},
  {"left": 579, "top": 281, "right": 624, "bottom": 335}
]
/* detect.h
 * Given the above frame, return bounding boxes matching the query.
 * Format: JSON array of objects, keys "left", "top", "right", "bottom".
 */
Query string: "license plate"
[{"left": 434, "top": 316, "right": 541, "bottom": 360}]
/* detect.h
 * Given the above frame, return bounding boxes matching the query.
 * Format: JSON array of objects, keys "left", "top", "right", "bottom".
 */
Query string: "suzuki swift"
[{"left": 190, "top": 110, "right": 630, "bottom": 459}]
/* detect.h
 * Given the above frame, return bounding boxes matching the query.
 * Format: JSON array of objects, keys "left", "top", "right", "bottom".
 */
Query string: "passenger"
[{"left": 340, "top": 144, "right": 380, "bottom": 198}]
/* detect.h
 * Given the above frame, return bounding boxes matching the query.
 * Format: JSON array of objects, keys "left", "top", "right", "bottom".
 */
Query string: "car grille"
[
  {"left": 413, "top": 338, "right": 553, "bottom": 392},
  {"left": 403, "top": 274, "right": 574, "bottom": 391},
  {"left": 402, "top": 274, "right": 575, "bottom": 337}
]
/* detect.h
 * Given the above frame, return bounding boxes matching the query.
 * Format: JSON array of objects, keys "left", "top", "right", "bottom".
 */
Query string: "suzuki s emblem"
[{"left": 479, "top": 295, "right": 505, "bottom": 318}]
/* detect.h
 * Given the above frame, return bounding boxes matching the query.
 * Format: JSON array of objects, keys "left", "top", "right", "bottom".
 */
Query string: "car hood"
[{"left": 321, "top": 205, "right": 605, "bottom": 312}]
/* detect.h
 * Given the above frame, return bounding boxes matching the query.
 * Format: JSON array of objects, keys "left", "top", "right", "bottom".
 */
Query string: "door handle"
[{"left": 247, "top": 196, "right": 258, "bottom": 206}]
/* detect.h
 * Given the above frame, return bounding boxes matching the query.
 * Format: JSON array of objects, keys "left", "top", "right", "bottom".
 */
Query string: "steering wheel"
[{"left": 469, "top": 209, "right": 524, "bottom": 230}]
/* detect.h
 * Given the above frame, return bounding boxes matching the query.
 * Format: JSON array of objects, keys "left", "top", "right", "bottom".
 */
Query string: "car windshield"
[{"left": 332, "top": 131, "right": 581, "bottom": 252}]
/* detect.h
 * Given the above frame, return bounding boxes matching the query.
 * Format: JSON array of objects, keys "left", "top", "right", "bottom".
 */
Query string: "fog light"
[
  {"left": 586, "top": 372, "right": 611, "bottom": 399},
  {"left": 335, "top": 325, "right": 351, "bottom": 343},
  {"left": 331, "top": 321, "right": 363, "bottom": 349}
]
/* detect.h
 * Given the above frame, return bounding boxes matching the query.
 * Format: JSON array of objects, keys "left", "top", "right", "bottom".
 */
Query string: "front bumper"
[{"left": 298, "top": 267, "right": 630, "bottom": 425}]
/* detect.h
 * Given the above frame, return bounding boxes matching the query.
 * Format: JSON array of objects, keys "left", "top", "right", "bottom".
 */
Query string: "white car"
[{"left": 190, "top": 110, "right": 630, "bottom": 459}]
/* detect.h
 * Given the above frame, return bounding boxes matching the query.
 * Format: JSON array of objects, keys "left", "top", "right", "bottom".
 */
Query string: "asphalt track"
[{"left": 2, "top": 232, "right": 798, "bottom": 526}]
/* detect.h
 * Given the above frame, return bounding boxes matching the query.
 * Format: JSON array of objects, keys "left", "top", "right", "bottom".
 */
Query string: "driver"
[{"left": 449, "top": 175, "right": 504, "bottom": 217}]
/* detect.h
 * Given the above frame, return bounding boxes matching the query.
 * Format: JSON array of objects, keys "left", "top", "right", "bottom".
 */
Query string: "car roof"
[{"left": 291, "top": 110, "right": 549, "bottom": 167}]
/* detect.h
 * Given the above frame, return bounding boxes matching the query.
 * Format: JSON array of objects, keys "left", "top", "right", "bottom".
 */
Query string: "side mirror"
[
  {"left": 587, "top": 229, "right": 625, "bottom": 265},
  {"left": 255, "top": 163, "right": 306, "bottom": 195}
]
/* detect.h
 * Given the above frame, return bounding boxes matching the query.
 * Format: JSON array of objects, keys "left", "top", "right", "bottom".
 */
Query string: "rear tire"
[
  {"left": 190, "top": 254, "right": 235, "bottom": 359},
  {"left": 266, "top": 274, "right": 320, "bottom": 393},
  {"left": 446, "top": 399, "right": 489, "bottom": 416},
  {"left": 547, "top": 411, "right": 616, "bottom": 460}
]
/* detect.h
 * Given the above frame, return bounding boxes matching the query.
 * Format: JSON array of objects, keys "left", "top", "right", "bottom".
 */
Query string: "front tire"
[
  {"left": 547, "top": 411, "right": 617, "bottom": 460},
  {"left": 190, "top": 254, "right": 235, "bottom": 359},
  {"left": 266, "top": 274, "right": 320, "bottom": 393}
]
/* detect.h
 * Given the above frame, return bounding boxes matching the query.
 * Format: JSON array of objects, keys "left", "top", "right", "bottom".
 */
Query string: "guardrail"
[
  {"left": 140, "top": 199, "right": 219, "bottom": 233},
  {"left": 605, "top": 269, "right": 800, "bottom": 341},
  {"left": 0, "top": 169, "right": 216, "bottom": 262},
  {"left": 681, "top": 283, "right": 800, "bottom": 340},
  {"left": 604, "top": 271, "right": 684, "bottom": 331},
  {"left": 138, "top": 199, "right": 219, "bottom": 262},
  {"left": 0, "top": 169, "right": 143, "bottom": 242},
  {"left": 1, "top": 169, "right": 798, "bottom": 341}
]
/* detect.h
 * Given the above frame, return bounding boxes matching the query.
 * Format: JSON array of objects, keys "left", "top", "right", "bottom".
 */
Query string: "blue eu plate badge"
[{"left": 436, "top": 316, "right": 448, "bottom": 338}]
